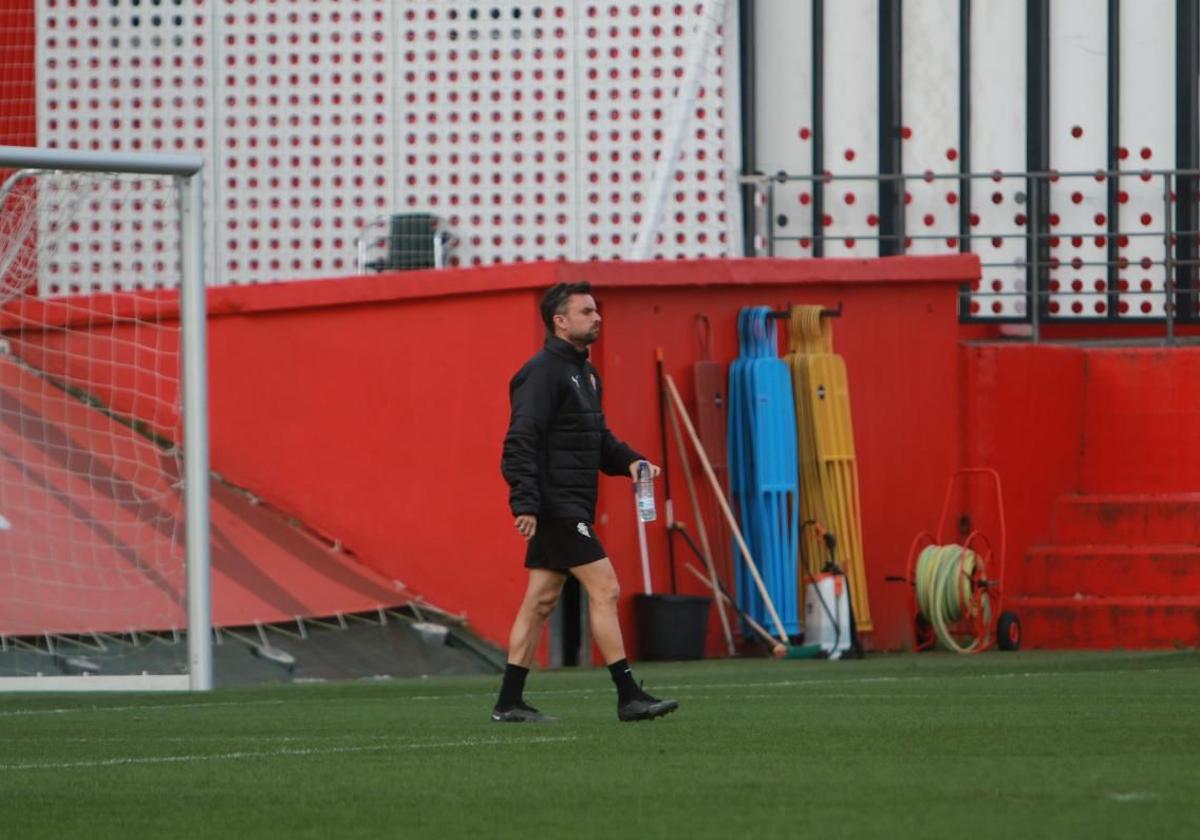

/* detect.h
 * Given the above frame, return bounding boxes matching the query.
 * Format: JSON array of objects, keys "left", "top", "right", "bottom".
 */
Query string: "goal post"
[{"left": 0, "top": 146, "right": 211, "bottom": 691}]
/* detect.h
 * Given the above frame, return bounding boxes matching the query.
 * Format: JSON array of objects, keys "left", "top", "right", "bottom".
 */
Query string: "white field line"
[
  {"left": 0, "top": 735, "right": 577, "bottom": 772},
  {"left": 1, "top": 735, "right": 375, "bottom": 745},
  {"left": 404, "top": 665, "right": 1189, "bottom": 701},
  {"left": 0, "top": 662, "right": 1191, "bottom": 716},
  {"left": 1107, "top": 792, "right": 1160, "bottom": 803},
  {"left": 0, "top": 699, "right": 288, "bottom": 718}
]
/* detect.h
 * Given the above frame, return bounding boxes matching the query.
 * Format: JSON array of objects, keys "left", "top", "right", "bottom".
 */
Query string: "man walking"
[{"left": 494, "top": 281, "right": 679, "bottom": 723}]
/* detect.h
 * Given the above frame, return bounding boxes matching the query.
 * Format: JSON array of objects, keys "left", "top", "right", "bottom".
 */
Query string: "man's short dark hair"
[{"left": 540, "top": 281, "right": 593, "bottom": 333}]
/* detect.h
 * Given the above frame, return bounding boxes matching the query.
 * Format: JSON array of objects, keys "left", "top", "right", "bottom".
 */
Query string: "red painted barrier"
[
  {"left": 1080, "top": 349, "right": 1200, "bottom": 493},
  {"left": 0, "top": 0, "right": 35, "bottom": 148},
  {"left": 202, "top": 257, "right": 973, "bottom": 657},
  {"left": 961, "top": 344, "right": 1200, "bottom": 551},
  {"left": 14, "top": 256, "right": 1200, "bottom": 652},
  {"left": 3, "top": 256, "right": 976, "bottom": 657},
  {"left": 959, "top": 343, "right": 1088, "bottom": 585},
  {"left": 962, "top": 344, "right": 1200, "bottom": 648}
]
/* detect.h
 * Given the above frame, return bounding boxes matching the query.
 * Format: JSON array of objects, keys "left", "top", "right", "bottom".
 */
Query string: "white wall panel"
[
  {"left": 1119, "top": 0, "right": 1175, "bottom": 318},
  {"left": 216, "top": 0, "right": 394, "bottom": 284},
  {"left": 902, "top": 0, "right": 960, "bottom": 256},
  {"left": 1048, "top": 0, "right": 1108, "bottom": 318},
  {"left": 968, "top": 0, "right": 1026, "bottom": 318},
  {"left": 35, "top": 0, "right": 741, "bottom": 288},
  {"left": 822, "top": 0, "right": 878, "bottom": 258},
  {"left": 754, "top": 0, "right": 813, "bottom": 257},
  {"left": 36, "top": 1, "right": 215, "bottom": 294},
  {"left": 395, "top": 1, "right": 575, "bottom": 266},
  {"left": 577, "top": 1, "right": 735, "bottom": 261}
]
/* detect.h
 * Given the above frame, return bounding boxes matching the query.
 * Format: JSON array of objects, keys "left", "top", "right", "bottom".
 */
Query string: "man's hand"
[
  {"left": 514, "top": 514, "right": 538, "bottom": 541},
  {"left": 629, "top": 460, "right": 662, "bottom": 480}
]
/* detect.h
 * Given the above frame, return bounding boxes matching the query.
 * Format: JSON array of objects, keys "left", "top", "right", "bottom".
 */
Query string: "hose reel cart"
[{"left": 892, "top": 468, "right": 1021, "bottom": 653}]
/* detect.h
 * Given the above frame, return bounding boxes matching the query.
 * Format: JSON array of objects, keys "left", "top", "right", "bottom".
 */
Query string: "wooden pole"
[
  {"left": 665, "top": 374, "right": 790, "bottom": 644},
  {"left": 667, "top": 396, "right": 736, "bottom": 654}
]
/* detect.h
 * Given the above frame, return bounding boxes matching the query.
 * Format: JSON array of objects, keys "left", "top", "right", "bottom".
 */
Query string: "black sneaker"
[
  {"left": 617, "top": 692, "right": 679, "bottom": 722},
  {"left": 490, "top": 702, "right": 558, "bottom": 723}
]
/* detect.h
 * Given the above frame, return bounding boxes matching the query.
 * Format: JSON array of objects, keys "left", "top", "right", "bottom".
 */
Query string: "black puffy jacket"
[{"left": 501, "top": 336, "right": 644, "bottom": 522}]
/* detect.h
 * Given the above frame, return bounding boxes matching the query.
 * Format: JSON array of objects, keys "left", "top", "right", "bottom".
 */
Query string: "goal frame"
[{"left": 0, "top": 146, "right": 211, "bottom": 692}]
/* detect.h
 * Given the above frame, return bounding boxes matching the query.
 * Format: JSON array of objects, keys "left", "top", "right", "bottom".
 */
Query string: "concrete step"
[
  {"left": 1005, "top": 595, "right": 1200, "bottom": 649},
  {"left": 1016, "top": 544, "right": 1200, "bottom": 598},
  {"left": 1051, "top": 494, "right": 1200, "bottom": 545}
]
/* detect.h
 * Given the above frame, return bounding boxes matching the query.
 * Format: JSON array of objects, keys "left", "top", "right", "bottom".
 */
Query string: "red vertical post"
[{"left": 0, "top": 0, "right": 36, "bottom": 147}]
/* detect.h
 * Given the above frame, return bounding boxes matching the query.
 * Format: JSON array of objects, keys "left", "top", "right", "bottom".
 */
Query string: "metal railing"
[{"left": 739, "top": 168, "right": 1200, "bottom": 343}]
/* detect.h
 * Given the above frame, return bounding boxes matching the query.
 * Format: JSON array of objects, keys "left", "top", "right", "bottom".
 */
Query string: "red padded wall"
[
  {"left": 1080, "top": 349, "right": 1200, "bottom": 494},
  {"left": 959, "top": 343, "right": 1088, "bottom": 595},
  {"left": 0, "top": 0, "right": 35, "bottom": 147},
  {"left": 196, "top": 256, "right": 972, "bottom": 656},
  {"left": 2, "top": 256, "right": 976, "bottom": 656}
]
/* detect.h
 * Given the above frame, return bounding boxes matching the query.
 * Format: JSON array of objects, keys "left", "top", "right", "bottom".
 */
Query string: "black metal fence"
[{"left": 740, "top": 168, "right": 1200, "bottom": 343}]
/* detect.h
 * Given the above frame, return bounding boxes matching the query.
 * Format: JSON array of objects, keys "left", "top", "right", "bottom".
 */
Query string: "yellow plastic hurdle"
[{"left": 784, "top": 307, "right": 873, "bottom": 633}]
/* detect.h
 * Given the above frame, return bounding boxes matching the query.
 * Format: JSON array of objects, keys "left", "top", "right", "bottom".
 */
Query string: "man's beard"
[{"left": 575, "top": 327, "right": 600, "bottom": 345}]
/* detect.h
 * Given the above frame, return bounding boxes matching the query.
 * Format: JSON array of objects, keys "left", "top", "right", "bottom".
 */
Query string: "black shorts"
[{"left": 524, "top": 519, "right": 608, "bottom": 571}]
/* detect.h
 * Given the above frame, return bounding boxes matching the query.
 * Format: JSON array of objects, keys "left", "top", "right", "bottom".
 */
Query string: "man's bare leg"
[
  {"left": 570, "top": 558, "right": 626, "bottom": 663},
  {"left": 492, "top": 569, "right": 566, "bottom": 722},
  {"left": 572, "top": 558, "right": 679, "bottom": 721},
  {"left": 507, "top": 569, "right": 568, "bottom": 667}
]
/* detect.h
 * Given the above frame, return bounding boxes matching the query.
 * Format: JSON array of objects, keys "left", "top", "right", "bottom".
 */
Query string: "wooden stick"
[
  {"left": 667, "top": 394, "right": 735, "bottom": 654},
  {"left": 683, "top": 561, "right": 784, "bottom": 657},
  {"left": 664, "top": 374, "right": 790, "bottom": 644}
]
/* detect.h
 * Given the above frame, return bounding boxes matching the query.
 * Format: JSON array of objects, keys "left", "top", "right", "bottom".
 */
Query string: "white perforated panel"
[
  {"left": 215, "top": 0, "right": 393, "bottom": 283},
  {"left": 396, "top": 2, "right": 577, "bottom": 266},
  {"left": 396, "top": 1, "right": 737, "bottom": 265},
  {"left": 579, "top": 2, "right": 733, "bottom": 260},
  {"left": 34, "top": 0, "right": 741, "bottom": 290},
  {"left": 36, "top": 0, "right": 212, "bottom": 294}
]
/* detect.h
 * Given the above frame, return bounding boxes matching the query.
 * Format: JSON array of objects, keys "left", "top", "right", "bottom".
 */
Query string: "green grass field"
[{"left": 1, "top": 651, "right": 1198, "bottom": 839}]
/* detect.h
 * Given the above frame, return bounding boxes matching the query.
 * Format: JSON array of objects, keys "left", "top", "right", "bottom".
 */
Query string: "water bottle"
[{"left": 635, "top": 460, "right": 657, "bottom": 522}]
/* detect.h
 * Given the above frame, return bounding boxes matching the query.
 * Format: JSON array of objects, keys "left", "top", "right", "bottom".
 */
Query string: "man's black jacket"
[{"left": 501, "top": 336, "right": 643, "bottom": 523}]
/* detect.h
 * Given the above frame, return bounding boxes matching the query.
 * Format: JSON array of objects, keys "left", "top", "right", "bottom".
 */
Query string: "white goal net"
[{"left": 0, "top": 148, "right": 210, "bottom": 691}]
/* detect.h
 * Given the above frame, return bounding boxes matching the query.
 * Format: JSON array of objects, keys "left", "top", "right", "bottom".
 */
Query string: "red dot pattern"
[
  {"left": 219, "top": 0, "right": 390, "bottom": 281},
  {"left": 397, "top": 1, "right": 577, "bottom": 265},
  {"left": 1044, "top": 119, "right": 1111, "bottom": 320},
  {"left": 35, "top": 174, "right": 183, "bottom": 296},
  {"left": 1117, "top": 127, "right": 1169, "bottom": 317},
  {"left": 575, "top": 1, "right": 730, "bottom": 260},
  {"left": 900, "top": 5, "right": 967, "bottom": 265},
  {"left": 38, "top": 1, "right": 209, "bottom": 291},
  {"left": 35, "top": 1, "right": 737, "bottom": 286},
  {"left": 31, "top": 2, "right": 1177, "bottom": 313},
  {"left": 392, "top": 1, "right": 733, "bottom": 264}
]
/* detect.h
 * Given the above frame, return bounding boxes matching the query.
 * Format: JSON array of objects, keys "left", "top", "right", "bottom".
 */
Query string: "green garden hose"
[{"left": 914, "top": 544, "right": 992, "bottom": 653}]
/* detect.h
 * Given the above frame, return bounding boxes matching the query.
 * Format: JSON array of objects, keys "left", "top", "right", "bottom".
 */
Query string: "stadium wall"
[
  {"left": 4, "top": 1, "right": 1194, "bottom": 326},
  {"left": 3, "top": 255, "right": 974, "bottom": 656},
  {"left": 960, "top": 343, "right": 1088, "bottom": 596},
  {"left": 11, "top": 253, "right": 1197, "bottom": 651},
  {"left": 960, "top": 342, "right": 1200, "bottom": 648}
]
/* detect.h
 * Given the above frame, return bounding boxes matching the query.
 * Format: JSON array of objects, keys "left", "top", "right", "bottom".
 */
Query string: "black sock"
[
  {"left": 496, "top": 663, "right": 529, "bottom": 710},
  {"left": 607, "top": 658, "right": 639, "bottom": 704}
]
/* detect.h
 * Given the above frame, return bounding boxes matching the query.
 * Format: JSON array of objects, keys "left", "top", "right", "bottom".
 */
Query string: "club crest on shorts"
[{"left": 576, "top": 522, "right": 590, "bottom": 537}]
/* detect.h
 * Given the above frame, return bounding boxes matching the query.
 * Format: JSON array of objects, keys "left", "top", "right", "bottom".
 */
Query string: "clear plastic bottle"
[{"left": 635, "top": 461, "right": 657, "bottom": 522}]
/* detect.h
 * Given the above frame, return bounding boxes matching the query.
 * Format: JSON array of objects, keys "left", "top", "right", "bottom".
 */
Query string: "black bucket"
[{"left": 633, "top": 594, "right": 712, "bottom": 661}]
